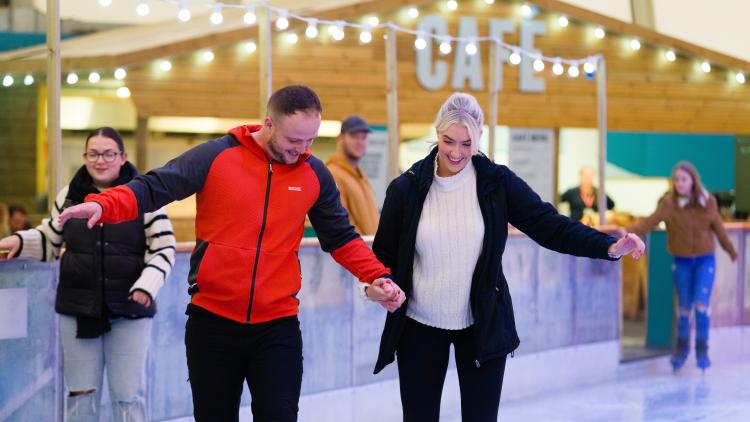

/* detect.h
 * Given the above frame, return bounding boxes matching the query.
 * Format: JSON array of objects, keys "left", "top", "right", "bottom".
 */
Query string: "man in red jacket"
[{"left": 60, "top": 85, "right": 404, "bottom": 421}]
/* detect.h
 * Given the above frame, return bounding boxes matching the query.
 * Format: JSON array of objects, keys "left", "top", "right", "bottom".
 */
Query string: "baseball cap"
[{"left": 340, "top": 115, "right": 372, "bottom": 134}]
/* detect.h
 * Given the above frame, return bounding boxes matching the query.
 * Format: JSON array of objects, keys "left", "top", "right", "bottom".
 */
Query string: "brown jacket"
[
  {"left": 326, "top": 152, "right": 380, "bottom": 235},
  {"left": 628, "top": 193, "right": 737, "bottom": 259}
]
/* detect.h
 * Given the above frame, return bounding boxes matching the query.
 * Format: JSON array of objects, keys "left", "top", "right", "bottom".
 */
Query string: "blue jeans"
[
  {"left": 59, "top": 315, "right": 152, "bottom": 422},
  {"left": 673, "top": 254, "right": 715, "bottom": 342}
]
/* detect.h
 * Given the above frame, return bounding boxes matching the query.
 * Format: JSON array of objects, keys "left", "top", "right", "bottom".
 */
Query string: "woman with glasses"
[{"left": 0, "top": 127, "right": 175, "bottom": 421}]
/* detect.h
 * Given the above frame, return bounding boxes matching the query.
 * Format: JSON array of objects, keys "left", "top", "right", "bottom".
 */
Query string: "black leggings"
[
  {"left": 185, "top": 309, "right": 303, "bottom": 422},
  {"left": 397, "top": 317, "right": 507, "bottom": 422}
]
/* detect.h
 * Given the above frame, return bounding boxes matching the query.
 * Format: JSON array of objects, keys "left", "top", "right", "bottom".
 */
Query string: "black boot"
[
  {"left": 696, "top": 339, "right": 711, "bottom": 371},
  {"left": 670, "top": 337, "right": 689, "bottom": 372}
]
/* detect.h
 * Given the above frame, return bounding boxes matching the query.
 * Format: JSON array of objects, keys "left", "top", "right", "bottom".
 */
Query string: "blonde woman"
[
  {"left": 629, "top": 161, "right": 738, "bottom": 371},
  {"left": 372, "top": 93, "right": 645, "bottom": 421}
]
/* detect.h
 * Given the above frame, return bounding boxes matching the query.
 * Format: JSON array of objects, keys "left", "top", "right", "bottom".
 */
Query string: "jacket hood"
[
  {"left": 228, "top": 124, "right": 312, "bottom": 164},
  {"left": 326, "top": 151, "right": 362, "bottom": 178}
]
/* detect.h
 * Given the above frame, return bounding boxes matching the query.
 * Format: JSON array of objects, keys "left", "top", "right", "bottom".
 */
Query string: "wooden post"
[
  {"left": 487, "top": 40, "right": 500, "bottom": 162},
  {"left": 46, "top": 0, "right": 61, "bottom": 210},
  {"left": 385, "top": 26, "right": 400, "bottom": 180},
  {"left": 597, "top": 58, "right": 608, "bottom": 226},
  {"left": 135, "top": 116, "right": 149, "bottom": 172},
  {"left": 258, "top": 5, "right": 272, "bottom": 117}
]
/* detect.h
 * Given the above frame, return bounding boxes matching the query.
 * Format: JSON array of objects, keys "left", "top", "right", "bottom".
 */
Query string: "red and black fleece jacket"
[{"left": 85, "top": 125, "right": 390, "bottom": 324}]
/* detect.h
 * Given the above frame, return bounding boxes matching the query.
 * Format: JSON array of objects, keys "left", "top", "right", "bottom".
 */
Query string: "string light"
[
  {"left": 244, "top": 41, "right": 257, "bottom": 53},
  {"left": 439, "top": 41, "right": 452, "bottom": 55},
  {"left": 201, "top": 50, "right": 215, "bottom": 62},
  {"left": 210, "top": 4, "right": 224, "bottom": 25},
  {"left": 583, "top": 61, "right": 595, "bottom": 73},
  {"left": 533, "top": 59, "right": 545, "bottom": 72},
  {"left": 701, "top": 61, "right": 711, "bottom": 73},
  {"left": 446, "top": 0, "right": 458, "bottom": 11},
  {"left": 465, "top": 42, "right": 477, "bottom": 56},
  {"left": 276, "top": 12, "right": 289, "bottom": 30},
  {"left": 407, "top": 7, "right": 419, "bottom": 19},
  {"left": 159, "top": 60, "right": 172, "bottom": 72},
  {"left": 567, "top": 65, "right": 580, "bottom": 78},
  {"left": 332, "top": 22, "right": 345, "bottom": 41},
  {"left": 178, "top": 1, "right": 191, "bottom": 22},
  {"left": 2, "top": 75, "right": 13, "bottom": 87},
  {"left": 116, "top": 87, "right": 131, "bottom": 98},
  {"left": 509, "top": 51, "right": 521, "bottom": 65},
  {"left": 302, "top": 24, "right": 316, "bottom": 39},
  {"left": 594, "top": 27, "right": 605, "bottom": 39},
  {"left": 114, "top": 68, "right": 127, "bottom": 80},
  {"left": 736, "top": 72, "right": 746, "bottom": 84},
  {"left": 552, "top": 62, "right": 564, "bottom": 76},
  {"left": 359, "top": 30, "right": 372, "bottom": 44},
  {"left": 88, "top": 72, "right": 101, "bottom": 83},
  {"left": 367, "top": 16, "right": 379, "bottom": 27},
  {"left": 521, "top": 4, "right": 532, "bottom": 18},
  {"left": 414, "top": 37, "right": 427, "bottom": 50},
  {"left": 558, "top": 16, "right": 569, "bottom": 28},
  {"left": 136, "top": 0, "right": 150, "bottom": 17},
  {"left": 243, "top": 5, "right": 256, "bottom": 25},
  {"left": 66, "top": 73, "right": 79, "bottom": 85},
  {"left": 665, "top": 50, "right": 676, "bottom": 62},
  {"left": 24, "top": 74, "right": 34, "bottom": 85}
]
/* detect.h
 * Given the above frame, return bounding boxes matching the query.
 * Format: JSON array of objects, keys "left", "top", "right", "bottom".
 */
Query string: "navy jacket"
[{"left": 372, "top": 148, "right": 618, "bottom": 373}]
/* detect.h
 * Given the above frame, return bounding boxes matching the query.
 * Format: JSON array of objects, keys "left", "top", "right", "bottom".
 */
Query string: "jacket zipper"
[{"left": 246, "top": 160, "right": 273, "bottom": 323}]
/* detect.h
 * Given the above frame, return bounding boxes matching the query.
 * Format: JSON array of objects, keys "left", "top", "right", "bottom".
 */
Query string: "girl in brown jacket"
[{"left": 629, "top": 161, "right": 738, "bottom": 371}]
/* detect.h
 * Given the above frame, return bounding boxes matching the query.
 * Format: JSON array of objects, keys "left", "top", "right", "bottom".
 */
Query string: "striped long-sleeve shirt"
[{"left": 15, "top": 185, "right": 176, "bottom": 299}]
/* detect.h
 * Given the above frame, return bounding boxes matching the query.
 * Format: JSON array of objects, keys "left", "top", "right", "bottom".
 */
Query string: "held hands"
[
  {"left": 609, "top": 232, "right": 646, "bottom": 260},
  {"left": 0, "top": 235, "right": 21, "bottom": 260},
  {"left": 129, "top": 291, "right": 152, "bottom": 307},
  {"left": 58, "top": 202, "right": 103, "bottom": 229},
  {"left": 366, "top": 278, "right": 406, "bottom": 313}
]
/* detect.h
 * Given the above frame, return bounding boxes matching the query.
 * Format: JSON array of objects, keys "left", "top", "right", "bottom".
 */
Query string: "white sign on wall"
[
  {"left": 509, "top": 128, "right": 555, "bottom": 203},
  {"left": 359, "top": 127, "right": 389, "bottom": 208},
  {"left": 416, "top": 15, "right": 547, "bottom": 93}
]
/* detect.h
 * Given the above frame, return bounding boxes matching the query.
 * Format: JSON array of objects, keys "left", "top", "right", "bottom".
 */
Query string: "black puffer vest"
[{"left": 55, "top": 162, "right": 154, "bottom": 319}]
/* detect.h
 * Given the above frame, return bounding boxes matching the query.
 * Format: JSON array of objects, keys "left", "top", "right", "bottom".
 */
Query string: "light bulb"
[
  {"left": 66, "top": 73, "right": 78, "bottom": 84},
  {"left": 24, "top": 74, "right": 34, "bottom": 85},
  {"left": 306, "top": 24, "right": 318, "bottom": 39},
  {"left": 568, "top": 65, "right": 580, "bottom": 78},
  {"left": 736, "top": 72, "right": 746, "bottom": 84},
  {"left": 368, "top": 16, "right": 379, "bottom": 27},
  {"left": 88, "top": 72, "right": 101, "bottom": 83},
  {"left": 594, "top": 27, "right": 605, "bottom": 39},
  {"left": 201, "top": 51, "right": 214, "bottom": 62},
  {"left": 276, "top": 16, "right": 289, "bottom": 31},
  {"left": 159, "top": 60, "right": 172, "bottom": 72},
  {"left": 136, "top": 1, "right": 150, "bottom": 17},
  {"left": 509, "top": 52, "right": 521, "bottom": 65},
  {"left": 2, "top": 75, "right": 13, "bottom": 87},
  {"left": 446, "top": 0, "right": 458, "bottom": 11},
  {"left": 117, "top": 87, "right": 131, "bottom": 98},
  {"left": 414, "top": 38, "right": 427, "bottom": 50},
  {"left": 407, "top": 7, "right": 419, "bottom": 19},
  {"left": 521, "top": 4, "right": 532, "bottom": 17},
  {"left": 359, "top": 31, "right": 372, "bottom": 44},
  {"left": 439, "top": 41, "right": 452, "bottom": 55},
  {"left": 630, "top": 39, "right": 641, "bottom": 50},
  {"left": 244, "top": 41, "right": 257, "bottom": 53},
  {"left": 114, "top": 68, "right": 127, "bottom": 80},
  {"left": 552, "top": 63, "right": 564, "bottom": 75},
  {"left": 558, "top": 16, "right": 569, "bottom": 28},
  {"left": 465, "top": 42, "right": 477, "bottom": 56},
  {"left": 178, "top": 8, "right": 191, "bottom": 22},
  {"left": 286, "top": 33, "right": 299, "bottom": 44},
  {"left": 533, "top": 59, "right": 544, "bottom": 72},
  {"left": 583, "top": 61, "right": 596, "bottom": 73},
  {"left": 665, "top": 50, "right": 676, "bottom": 62},
  {"left": 701, "top": 61, "right": 711, "bottom": 73}
]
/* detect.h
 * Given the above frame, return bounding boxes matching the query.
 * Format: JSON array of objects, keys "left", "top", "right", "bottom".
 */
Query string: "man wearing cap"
[{"left": 326, "top": 115, "right": 380, "bottom": 235}]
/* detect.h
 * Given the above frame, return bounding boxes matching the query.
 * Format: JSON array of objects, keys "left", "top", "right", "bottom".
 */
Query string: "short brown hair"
[{"left": 267, "top": 85, "right": 322, "bottom": 120}]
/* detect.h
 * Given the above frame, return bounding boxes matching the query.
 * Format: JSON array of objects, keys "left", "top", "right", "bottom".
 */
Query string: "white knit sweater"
[{"left": 406, "top": 158, "right": 484, "bottom": 330}]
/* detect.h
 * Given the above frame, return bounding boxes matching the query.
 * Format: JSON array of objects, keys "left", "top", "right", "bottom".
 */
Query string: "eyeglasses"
[{"left": 84, "top": 150, "right": 122, "bottom": 163}]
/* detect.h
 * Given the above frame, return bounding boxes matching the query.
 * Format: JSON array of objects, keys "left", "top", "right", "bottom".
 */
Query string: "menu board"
[{"left": 509, "top": 128, "right": 555, "bottom": 203}]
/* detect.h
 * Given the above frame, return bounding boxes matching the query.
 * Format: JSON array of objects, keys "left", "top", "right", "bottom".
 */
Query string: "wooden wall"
[
  {"left": 0, "top": 86, "right": 38, "bottom": 213},
  {"left": 125, "top": 1, "right": 750, "bottom": 134}
]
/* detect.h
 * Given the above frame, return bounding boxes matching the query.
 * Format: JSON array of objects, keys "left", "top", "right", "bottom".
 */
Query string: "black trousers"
[
  {"left": 397, "top": 317, "right": 507, "bottom": 422},
  {"left": 185, "top": 308, "right": 303, "bottom": 422}
]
